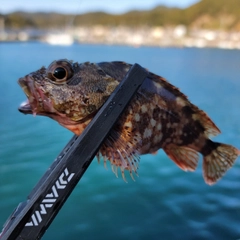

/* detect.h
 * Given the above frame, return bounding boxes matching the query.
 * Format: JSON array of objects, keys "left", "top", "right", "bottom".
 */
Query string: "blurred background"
[
  {"left": 1, "top": 1, "right": 240, "bottom": 240},
  {"left": 1, "top": 0, "right": 240, "bottom": 48}
]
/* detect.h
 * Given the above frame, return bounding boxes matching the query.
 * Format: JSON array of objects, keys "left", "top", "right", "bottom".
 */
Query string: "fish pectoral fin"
[
  {"left": 98, "top": 128, "right": 140, "bottom": 181},
  {"left": 163, "top": 144, "right": 199, "bottom": 172},
  {"left": 203, "top": 142, "right": 239, "bottom": 185}
]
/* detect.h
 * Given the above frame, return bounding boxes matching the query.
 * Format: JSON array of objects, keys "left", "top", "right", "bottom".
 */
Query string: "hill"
[{"left": 2, "top": 0, "right": 240, "bottom": 30}]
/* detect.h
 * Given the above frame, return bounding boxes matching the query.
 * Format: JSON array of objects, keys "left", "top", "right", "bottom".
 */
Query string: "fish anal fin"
[
  {"left": 203, "top": 143, "right": 239, "bottom": 185},
  {"left": 163, "top": 144, "right": 199, "bottom": 172}
]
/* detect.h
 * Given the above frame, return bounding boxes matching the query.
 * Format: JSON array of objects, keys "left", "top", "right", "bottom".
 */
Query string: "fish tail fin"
[{"left": 202, "top": 141, "right": 239, "bottom": 185}]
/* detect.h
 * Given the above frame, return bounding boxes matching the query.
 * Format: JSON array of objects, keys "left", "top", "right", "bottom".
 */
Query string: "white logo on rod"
[{"left": 25, "top": 168, "right": 75, "bottom": 227}]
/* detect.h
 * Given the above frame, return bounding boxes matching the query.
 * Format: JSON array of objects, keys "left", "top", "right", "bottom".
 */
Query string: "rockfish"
[{"left": 18, "top": 59, "right": 239, "bottom": 185}]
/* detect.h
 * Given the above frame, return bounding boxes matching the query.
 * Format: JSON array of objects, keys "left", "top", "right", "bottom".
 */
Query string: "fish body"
[{"left": 18, "top": 59, "right": 239, "bottom": 184}]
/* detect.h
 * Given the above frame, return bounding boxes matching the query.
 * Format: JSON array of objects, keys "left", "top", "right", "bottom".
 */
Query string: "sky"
[{"left": 1, "top": 0, "right": 200, "bottom": 14}]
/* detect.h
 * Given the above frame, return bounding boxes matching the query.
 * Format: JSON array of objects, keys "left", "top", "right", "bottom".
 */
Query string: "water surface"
[{"left": 0, "top": 43, "right": 240, "bottom": 240}]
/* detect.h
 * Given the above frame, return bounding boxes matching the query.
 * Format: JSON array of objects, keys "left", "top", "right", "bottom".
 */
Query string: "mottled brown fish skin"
[{"left": 18, "top": 59, "right": 239, "bottom": 185}]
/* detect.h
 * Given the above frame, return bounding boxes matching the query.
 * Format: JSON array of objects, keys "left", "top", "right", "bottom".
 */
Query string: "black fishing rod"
[{"left": 0, "top": 63, "right": 148, "bottom": 240}]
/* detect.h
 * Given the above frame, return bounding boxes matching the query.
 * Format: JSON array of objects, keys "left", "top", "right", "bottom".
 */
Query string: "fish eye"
[
  {"left": 53, "top": 67, "right": 67, "bottom": 79},
  {"left": 47, "top": 60, "right": 74, "bottom": 84}
]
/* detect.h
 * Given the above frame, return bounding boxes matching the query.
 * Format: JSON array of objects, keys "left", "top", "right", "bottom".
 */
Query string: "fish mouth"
[{"left": 18, "top": 75, "right": 55, "bottom": 116}]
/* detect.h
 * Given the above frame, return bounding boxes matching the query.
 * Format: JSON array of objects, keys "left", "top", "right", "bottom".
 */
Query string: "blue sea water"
[{"left": 0, "top": 42, "right": 240, "bottom": 240}]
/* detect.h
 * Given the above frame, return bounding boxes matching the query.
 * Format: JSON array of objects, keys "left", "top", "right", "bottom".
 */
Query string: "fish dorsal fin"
[
  {"left": 97, "top": 61, "right": 131, "bottom": 82},
  {"left": 191, "top": 106, "right": 221, "bottom": 137},
  {"left": 98, "top": 128, "right": 140, "bottom": 182},
  {"left": 141, "top": 73, "right": 221, "bottom": 138},
  {"left": 163, "top": 144, "right": 199, "bottom": 171}
]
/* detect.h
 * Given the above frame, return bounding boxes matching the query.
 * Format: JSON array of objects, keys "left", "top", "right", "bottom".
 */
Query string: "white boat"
[{"left": 44, "top": 33, "right": 74, "bottom": 46}]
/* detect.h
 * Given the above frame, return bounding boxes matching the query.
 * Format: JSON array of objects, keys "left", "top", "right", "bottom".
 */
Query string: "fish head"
[{"left": 18, "top": 59, "right": 119, "bottom": 134}]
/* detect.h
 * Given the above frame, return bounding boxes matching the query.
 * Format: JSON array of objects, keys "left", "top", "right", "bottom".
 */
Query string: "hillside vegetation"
[{"left": 2, "top": 0, "right": 240, "bottom": 30}]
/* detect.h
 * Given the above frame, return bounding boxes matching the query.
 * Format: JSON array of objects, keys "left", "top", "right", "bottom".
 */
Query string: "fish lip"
[
  {"left": 18, "top": 76, "right": 36, "bottom": 114},
  {"left": 18, "top": 75, "right": 36, "bottom": 97},
  {"left": 18, "top": 100, "right": 33, "bottom": 114},
  {"left": 18, "top": 77, "right": 31, "bottom": 97},
  {"left": 18, "top": 77, "right": 33, "bottom": 114}
]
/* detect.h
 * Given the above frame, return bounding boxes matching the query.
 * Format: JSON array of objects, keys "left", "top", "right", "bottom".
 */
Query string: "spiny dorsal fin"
[{"left": 97, "top": 61, "right": 132, "bottom": 82}]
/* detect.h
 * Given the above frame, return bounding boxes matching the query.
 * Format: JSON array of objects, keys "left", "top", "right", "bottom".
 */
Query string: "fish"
[{"left": 18, "top": 59, "right": 239, "bottom": 185}]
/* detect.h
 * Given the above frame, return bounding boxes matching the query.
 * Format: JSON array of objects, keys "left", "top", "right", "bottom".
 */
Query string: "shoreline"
[{"left": 1, "top": 25, "right": 240, "bottom": 50}]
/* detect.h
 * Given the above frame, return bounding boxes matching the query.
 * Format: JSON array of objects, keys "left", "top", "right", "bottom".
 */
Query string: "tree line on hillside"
[{"left": 2, "top": 0, "right": 240, "bottom": 30}]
